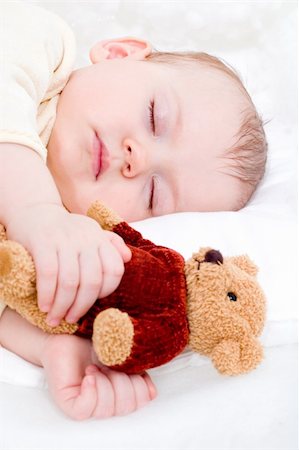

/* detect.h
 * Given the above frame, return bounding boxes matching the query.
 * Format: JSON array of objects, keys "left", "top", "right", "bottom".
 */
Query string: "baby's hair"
[{"left": 145, "top": 51, "right": 268, "bottom": 209}]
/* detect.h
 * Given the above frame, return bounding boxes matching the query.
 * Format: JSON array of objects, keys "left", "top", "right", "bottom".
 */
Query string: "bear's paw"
[{"left": 92, "top": 308, "right": 134, "bottom": 367}]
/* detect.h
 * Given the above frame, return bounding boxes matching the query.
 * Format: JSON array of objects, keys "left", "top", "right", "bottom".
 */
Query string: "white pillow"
[{"left": 132, "top": 209, "right": 296, "bottom": 324}]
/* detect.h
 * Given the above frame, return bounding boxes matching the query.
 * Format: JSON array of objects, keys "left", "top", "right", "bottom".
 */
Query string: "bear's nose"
[{"left": 204, "top": 249, "right": 223, "bottom": 265}]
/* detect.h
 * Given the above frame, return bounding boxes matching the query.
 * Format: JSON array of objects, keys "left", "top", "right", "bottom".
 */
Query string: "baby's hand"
[
  {"left": 81, "top": 365, "right": 156, "bottom": 419},
  {"left": 41, "top": 334, "right": 157, "bottom": 420},
  {"left": 5, "top": 203, "right": 131, "bottom": 325}
]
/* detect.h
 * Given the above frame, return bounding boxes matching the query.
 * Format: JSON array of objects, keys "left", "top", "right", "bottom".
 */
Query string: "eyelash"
[
  {"left": 148, "top": 100, "right": 156, "bottom": 210},
  {"left": 148, "top": 177, "right": 155, "bottom": 211},
  {"left": 148, "top": 100, "right": 155, "bottom": 134}
]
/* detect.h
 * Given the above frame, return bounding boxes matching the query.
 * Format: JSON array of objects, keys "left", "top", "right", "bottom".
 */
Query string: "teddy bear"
[{"left": 0, "top": 201, "right": 266, "bottom": 376}]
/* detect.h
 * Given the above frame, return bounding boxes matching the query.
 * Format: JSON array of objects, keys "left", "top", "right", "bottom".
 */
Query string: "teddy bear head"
[{"left": 184, "top": 247, "right": 266, "bottom": 375}]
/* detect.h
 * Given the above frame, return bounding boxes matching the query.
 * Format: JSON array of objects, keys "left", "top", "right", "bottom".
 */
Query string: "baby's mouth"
[{"left": 92, "top": 132, "right": 110, "bottom": 178}]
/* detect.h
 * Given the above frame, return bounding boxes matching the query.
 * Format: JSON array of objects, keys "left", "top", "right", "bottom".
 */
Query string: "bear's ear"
[
  {"left": 194, "top": 247, "right": 212, "bottom": 263},
  {"left": 87, "top": 201, "right": 123, "bottom": 231},
  {"left": 194, "top": 247, "right": 223, "bottom": 265},
  {"left": 229, "top": 255, "right": 258, "bottom": 276}
]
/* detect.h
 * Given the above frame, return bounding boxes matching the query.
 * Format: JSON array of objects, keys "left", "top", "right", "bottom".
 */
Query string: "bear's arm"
[
  {"left": 109, "top": 308, "right": 189, "bottom": 374},
  {"left": 113, "top": 221, "right": 158, "bottom": 252}
]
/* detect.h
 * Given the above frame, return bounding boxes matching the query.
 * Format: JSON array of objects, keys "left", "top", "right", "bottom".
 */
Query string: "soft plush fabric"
[{"left": 77, "top": 221, "right": 189, "bottom": 372}]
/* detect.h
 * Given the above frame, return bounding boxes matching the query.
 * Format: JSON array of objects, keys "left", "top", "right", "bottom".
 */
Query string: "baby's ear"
[
  {"left": 89, "top": 37, "right": 152, "bottom": 63},
  {"left": 229, "top": 255, "right": 258, "bottom": 276}
]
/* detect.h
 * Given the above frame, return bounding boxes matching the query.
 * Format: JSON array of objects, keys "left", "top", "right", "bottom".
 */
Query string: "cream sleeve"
[{"left": 0, "top": 2, "right": 76, "bottom": 161}]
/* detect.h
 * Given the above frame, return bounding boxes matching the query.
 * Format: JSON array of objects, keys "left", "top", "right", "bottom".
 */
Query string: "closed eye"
[
  {"left": 148, "top": 100, "right": 155, "bottom": 135},
  {"left": 148, "top": 176, "right": 155, "bottom": 210}
]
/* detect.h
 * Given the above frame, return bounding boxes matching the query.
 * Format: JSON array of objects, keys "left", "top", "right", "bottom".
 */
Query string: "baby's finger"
[
  {"left": 102, "top": 369, "right": 136, "bottom": 416},
  {"left": 97, "top": 242, "right": 125, "bottom": 298},
  {"left": 105, "top": 231, "right": 132, "bottom": 263},
  {"left": 92, "top": 371, "right": 115, "bottom": 419},
  {"left": 34, "top": 247, "right": 58, "bottom": 313},
  {"left": 68, "top": 375, "right": 97, "bottom": 421},
  {"left": 85, "top": 364, "right": 99, "bottom": 375},
  {"left": 128, "top": 374, "right": 152, "bottom": 409},
  {"left": 46, "top": 249, "right": 79, "bottom": 326},
  {"left": 141, "top": 372, "right": 158, "bottom": 400},
  {"left": 65, "top": 249, "right": 102, "bottom": 323}
]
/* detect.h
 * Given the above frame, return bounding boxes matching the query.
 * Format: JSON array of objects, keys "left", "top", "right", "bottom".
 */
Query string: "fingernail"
[
  {"left": 46, "top": 317, "right": 59, "bottom": 327},
  {"left": 86, "top": 365, "right": 98, "bottom": 375},
  {"left": 150, "top": 386, "right": 158, "bottom": 399},
  {"left": 65, "top": 316, "right": 77, "bottom": 324}
]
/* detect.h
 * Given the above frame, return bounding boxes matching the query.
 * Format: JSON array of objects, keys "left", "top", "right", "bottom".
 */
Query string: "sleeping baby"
[{"left": 0, "top": 2, "right": 267, "bottom": 419}]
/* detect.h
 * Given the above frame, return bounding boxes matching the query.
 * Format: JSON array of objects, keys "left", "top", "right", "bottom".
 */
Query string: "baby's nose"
[{"left": 121, "top": 139, "right": 149, "bottom": 178}]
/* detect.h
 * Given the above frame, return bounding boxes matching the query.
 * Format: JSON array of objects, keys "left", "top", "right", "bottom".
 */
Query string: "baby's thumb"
[{"left": 105, "top": 231, "right": 132, "bottom": 262}]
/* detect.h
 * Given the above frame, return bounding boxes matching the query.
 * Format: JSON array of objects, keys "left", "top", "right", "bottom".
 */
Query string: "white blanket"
[{"left": 0, "top": 1, "right": 297, "bottom": 449}]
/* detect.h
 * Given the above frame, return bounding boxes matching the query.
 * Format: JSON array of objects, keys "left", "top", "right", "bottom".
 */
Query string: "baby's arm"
[
  {"left": 0, "top": 143, "right": 131, "bottom": 325},
  {"left": 0, "top": 308, "right": 156, "bottom": 419},
  {"left": 0, "top": 145, "right": 156, "bottom": 418}
]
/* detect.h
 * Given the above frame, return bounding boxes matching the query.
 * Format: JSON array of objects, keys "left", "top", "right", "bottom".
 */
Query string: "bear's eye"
[{"left": 227, "top": 292, "right": 237, "bottom": 302}]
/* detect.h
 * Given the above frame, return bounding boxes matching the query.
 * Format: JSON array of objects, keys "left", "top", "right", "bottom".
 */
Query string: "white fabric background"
[{"left": 0, "top": 1, "right": 297, "bottom": 449}]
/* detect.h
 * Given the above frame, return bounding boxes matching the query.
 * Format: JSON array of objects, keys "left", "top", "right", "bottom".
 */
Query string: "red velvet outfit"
[{"left": 76, "top": 221, "right": 189, "bottom": 373}]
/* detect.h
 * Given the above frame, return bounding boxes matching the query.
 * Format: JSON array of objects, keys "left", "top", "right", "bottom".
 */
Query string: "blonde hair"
[{"left": 145, "top": 51, "right": 268, "bottom": 209}]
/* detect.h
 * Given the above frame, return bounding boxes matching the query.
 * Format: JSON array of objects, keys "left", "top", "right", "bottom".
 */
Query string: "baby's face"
[{"left": 47, "top": 40, "right": 245, "bottom": 221}]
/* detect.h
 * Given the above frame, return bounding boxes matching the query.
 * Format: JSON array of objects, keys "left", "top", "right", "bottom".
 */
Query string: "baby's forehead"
[
  {"left": 165, "top": 59, "right": 249, "bottom": 110},
  {"left": 151, "top": 53, "right": 247, "bottom": 96},
  {"left": 173, "top": 70, "right": 246, "bottom": 146},
  {"left": 153, "top": 57, "right": 244, "bottom": 106}
]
